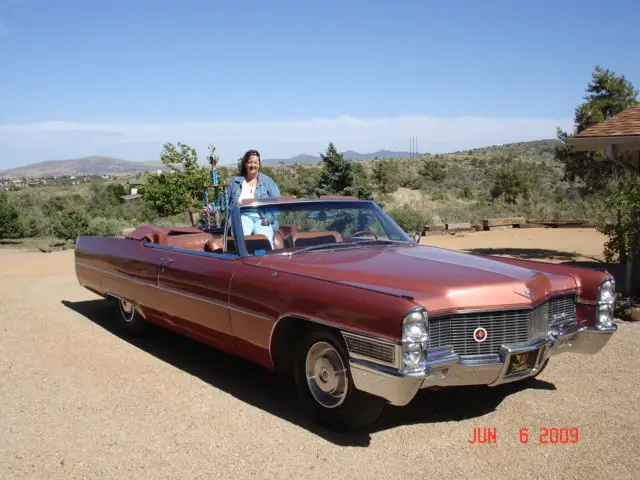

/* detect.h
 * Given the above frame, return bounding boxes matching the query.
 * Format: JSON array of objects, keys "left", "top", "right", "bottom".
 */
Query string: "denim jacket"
[
  {"left": 227, "top": 172, "right": 281, "bottom": 206},
  {"left": 207, "top": 172, "right": 281, "bottom": 231}
]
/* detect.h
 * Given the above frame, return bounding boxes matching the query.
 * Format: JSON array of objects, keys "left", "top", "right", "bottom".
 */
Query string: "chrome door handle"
[{"left": 160, "top": 257, "right": 174, "bottom": 265}]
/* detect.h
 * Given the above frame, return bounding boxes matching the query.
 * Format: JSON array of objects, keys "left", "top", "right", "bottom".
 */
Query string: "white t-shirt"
[
  {"left": 239, "top": 180, "right": 260, "bottom": 219},
  {"left": 239, "top": 179, "right": 256, "bottom": 202}
]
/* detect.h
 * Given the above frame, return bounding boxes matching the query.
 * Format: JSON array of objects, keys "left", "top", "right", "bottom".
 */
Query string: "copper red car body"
[{"left": 73, "top": 197, "right": 617, "bottom": 428}]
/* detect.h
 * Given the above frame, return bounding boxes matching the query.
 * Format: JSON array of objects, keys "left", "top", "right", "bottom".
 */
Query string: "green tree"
[
  {"left": 555, "top": 66, "right": 638, "bottom": 267},
  {"left": 54, "top": 207, "right": 90, "bottom": 241},
  {"left": 316, "top": 143, "right": 356, "bottom": 196},
  {"left": 106, "top": 183, "right": 126, "bottom": 205},
  {"left": 372, "top": 159, "right": 400, "bottom": 193},
  {"left": 598, "top": 175, "right": 640, "bottom": 263},
  {"left": 420, "top": 159, "right": 447, "bottom": 183},
  {"left": 315, "top": 143, "right": 373, "bottom": 199},
  {"left": 0, "top": 192, "right": 23, "bottom": 239},
  {"left": 143, "top": 142, "right": 209, "bottom": 218},
  {"left": 490, "top": 166, "right": 532, "bottom": 204},
  {"left": 555, "top": 66, "right": 638, "bottom": 194}
]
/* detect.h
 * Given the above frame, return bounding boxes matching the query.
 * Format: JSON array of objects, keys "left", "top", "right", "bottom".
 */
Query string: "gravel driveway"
[{"left": 1, "top": 247, "right": 638, "bottom": 479}]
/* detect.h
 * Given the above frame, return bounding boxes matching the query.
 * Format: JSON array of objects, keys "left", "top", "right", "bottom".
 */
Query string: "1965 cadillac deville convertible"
[{"left": 74, "top": 197, "right": 617, "bottom": 430}]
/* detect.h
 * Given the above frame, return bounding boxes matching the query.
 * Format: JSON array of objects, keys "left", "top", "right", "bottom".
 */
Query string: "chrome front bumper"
[{"left": 349, "top": 324, "right": 617, "bottom": 407}]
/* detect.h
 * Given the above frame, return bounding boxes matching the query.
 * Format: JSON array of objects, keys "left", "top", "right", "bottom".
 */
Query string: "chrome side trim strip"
[
  {"left": 76, "top": 261, "right": 272, "bottom": 322},
  {"left": 77, "top": 261, "right": 157, "bottom": 290},
  {"left": 227, "top": 304, "right": 273, "bottom": 322}
]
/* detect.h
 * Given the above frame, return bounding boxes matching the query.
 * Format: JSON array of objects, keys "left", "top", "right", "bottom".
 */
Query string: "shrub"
[
  {"left": 386, "top": 204, "right": 432, "bottom": 234},
  {"left": 87, "top": 217, "right": 124, "bottom": 236},
  {"left": 0, "top": 192, "right": 23, "bottom": 239},
  {"left": 54, "top": 208, "right": 90, "bottom": 241}
]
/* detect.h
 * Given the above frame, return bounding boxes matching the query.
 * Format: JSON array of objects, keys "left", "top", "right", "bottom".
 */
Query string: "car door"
[{"left": 153, "top": 245, "right": 238, "bottom": 346}]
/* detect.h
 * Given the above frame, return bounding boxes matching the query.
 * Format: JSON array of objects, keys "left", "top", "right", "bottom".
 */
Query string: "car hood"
[{"left": 255, "top": 244, "right": 577, "bottom": 313}]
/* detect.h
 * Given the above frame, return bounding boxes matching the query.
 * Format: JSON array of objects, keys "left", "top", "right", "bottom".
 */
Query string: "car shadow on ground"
[{"left": 62, "top": 298, "right": 557, "bottom": 448}]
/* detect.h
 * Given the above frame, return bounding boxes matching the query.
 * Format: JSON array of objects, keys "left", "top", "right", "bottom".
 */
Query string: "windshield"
[{"left": 230, "top": 200, "right": 411, "bottom": 256}]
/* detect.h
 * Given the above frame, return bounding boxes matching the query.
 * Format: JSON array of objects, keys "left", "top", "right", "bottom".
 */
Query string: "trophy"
[{"left": 202, "top": 144, "right": 227, "bottom": 229}]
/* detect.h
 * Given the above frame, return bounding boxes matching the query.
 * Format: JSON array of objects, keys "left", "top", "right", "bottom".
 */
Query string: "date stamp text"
[{"left": 468, "top": 427, "right": 580, "bottom": 444}]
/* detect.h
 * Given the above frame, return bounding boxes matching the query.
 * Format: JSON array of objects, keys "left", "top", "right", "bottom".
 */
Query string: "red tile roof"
[{"left": 576, "top": 102, "right": 640, "bottom": 137}]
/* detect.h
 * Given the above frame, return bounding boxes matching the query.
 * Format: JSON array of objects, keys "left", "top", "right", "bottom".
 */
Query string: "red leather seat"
[
  {"left": 273, "top": 230, "right": 285, "bottom": 250},
  {"left": 227, "top": 235, "right": 273, "bottom": 254},
  {"left": 166, "top": 233, "right": 218, "bottom": 251}
]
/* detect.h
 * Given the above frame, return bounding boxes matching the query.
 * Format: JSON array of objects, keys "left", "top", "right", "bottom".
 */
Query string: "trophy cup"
[{"left": 202, "top": 144, "right": 226, "bottom": 229}]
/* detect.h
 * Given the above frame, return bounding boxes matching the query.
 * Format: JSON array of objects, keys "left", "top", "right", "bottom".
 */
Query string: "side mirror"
[{"left": 413, "top": 233, "right": 421, "bottom": 243}]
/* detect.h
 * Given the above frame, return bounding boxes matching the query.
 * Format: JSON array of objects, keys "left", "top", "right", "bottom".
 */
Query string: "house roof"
[{"left": 575, "top": 102, "right": 640, "bottom": 138}]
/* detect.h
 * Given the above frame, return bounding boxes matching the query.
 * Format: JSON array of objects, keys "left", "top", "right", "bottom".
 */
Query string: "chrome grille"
[
  {"left": 342, "top": 332, "right": 396, "bottom": 366},
  {"left": 428, "top": 294, "right": 576, "bottom": 357}
]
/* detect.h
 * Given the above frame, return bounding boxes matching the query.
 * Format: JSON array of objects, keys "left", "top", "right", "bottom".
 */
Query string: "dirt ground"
[{"left": 1, "top": 228, "right": 639, "bottom": 479}]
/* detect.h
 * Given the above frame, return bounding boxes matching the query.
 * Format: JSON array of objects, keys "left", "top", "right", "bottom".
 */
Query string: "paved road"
[{"left": 1, "top": 249, "right": 638, "bottom": 479}]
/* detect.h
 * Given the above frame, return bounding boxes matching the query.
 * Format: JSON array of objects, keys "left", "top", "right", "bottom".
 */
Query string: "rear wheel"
[
  {"left": 293, "top": 328, "right": 385, "bottom": 432},
  {"left": 115, "top": 297, "right": 146, "bottom": 336}
]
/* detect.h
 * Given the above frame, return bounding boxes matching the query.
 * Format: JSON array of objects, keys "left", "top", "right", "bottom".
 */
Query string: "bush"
[
  {"left": 54, "top": 208, "right": 90, "bottom": 241},
  {"left": 87, "top": 217, "right": 125, "bottom": 236},
  {"left": 0, "top": 192, "right": 23, "bottom": 239},
  {"left": 598, "top": 176, "right": 640, "bottom": 263},
  {"left": 386, "top": 204, "right": 432, "bottom": 234}
]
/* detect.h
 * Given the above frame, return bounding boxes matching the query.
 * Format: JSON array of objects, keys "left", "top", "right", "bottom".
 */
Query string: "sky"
[{"left": 1, "top": 0, "right": 639, "bottom": 169}]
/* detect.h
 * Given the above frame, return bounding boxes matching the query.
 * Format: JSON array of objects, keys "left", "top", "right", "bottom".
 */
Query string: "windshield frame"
[{"left": 226, "top": 198, "right": 412, "bottom": 258}]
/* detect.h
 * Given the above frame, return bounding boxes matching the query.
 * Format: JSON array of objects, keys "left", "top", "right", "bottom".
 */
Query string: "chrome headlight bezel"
[
  {"left": 596, "top": 277, "right": 616, "bottom": 328},
  {"left": 400, "top": 307, "right": 428, "bottom": 374}
]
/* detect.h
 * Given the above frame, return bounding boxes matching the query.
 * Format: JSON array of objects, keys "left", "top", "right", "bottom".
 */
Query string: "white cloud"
[{"left": 0, "top": 114, "right": 573, "bottom": 168}]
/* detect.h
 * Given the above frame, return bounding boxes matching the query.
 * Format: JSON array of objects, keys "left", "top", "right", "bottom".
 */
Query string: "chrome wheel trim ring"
[
  {"left": 118, "top": 299, "right": 136, "bottom": 323},
  {"left": 305, "top": 341, "right": 349, "bottom": 409}
]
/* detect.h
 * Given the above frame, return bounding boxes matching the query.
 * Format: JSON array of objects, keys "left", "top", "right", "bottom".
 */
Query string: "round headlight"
[
  {"left": 401, "top": 308, "right": 428, "bottom": 373},
  {"left": 596, "top": 278, "right": 616, "bottom": 328},
  {"left": 598, "top": 279, "right": 615, "bottom": 304}
]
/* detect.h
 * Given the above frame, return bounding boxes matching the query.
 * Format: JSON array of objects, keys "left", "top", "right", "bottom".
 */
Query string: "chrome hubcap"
[
  {"left": 305, "top": 341, "right": 348, "bottom": 408},
  {"left": 119, "top": 299, "right": 135, "bottom": 322}
]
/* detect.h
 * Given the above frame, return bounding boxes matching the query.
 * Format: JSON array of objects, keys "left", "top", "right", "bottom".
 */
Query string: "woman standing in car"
[{"left": 204, "top": 149, "right": 281, "bottom": 241}]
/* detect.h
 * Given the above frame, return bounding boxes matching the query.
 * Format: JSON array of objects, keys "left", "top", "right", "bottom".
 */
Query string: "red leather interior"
[
  {"left": 227, "top": 234, "right": 272, "bottom": 254},
  {"left": 128, "top": 225, "right": 202, "bottom": 244},
  {"left": 278, "top": 224, "right": 298, "bottom": 237},
  {"left": 273, "top": 230, "right": 285, "bottom": 250},
  {"left": 290, "top": 231, "right": 343, "bottom": 247},
  {"left": 165, "top": 232, "right": 224, "bottom": 252}
]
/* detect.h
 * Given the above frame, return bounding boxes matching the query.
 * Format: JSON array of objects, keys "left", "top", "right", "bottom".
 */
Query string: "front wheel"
[{"left": 293, "top": 328, "right": 385, "bottom": 432}]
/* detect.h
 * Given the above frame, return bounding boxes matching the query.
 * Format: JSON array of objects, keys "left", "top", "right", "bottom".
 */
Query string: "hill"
[
  {"left": 262, "top": 149, "right": 421, "bottom": 166},
  {"left": 1, "top": 139, "right": 561, "bottom": 177},
  {"left": 0, "top": 156, "right": 166, "bottom": 178}
]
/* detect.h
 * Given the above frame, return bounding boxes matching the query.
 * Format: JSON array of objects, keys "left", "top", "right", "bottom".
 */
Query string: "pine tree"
[{"left": 555, "top": 66, "right": 639, "bottom": 194}]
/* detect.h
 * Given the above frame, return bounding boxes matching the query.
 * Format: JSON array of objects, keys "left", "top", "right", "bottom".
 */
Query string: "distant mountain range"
[
  {"left": 261, "top": 149, "right": 418, "bottom": 166},
  {"left": 0, "top": 140, "right": 560, "bottom": 178},
  {"left": 0, "top": 155, "right": 166, "bottom": 178}
]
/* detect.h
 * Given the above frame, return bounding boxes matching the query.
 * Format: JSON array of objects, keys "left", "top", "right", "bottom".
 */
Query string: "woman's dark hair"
[{"left": 240, "top": 149, "right": 261, "bottom": 176}]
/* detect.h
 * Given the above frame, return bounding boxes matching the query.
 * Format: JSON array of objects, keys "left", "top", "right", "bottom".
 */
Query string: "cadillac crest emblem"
[
  {"left": 515, "top": 287, "right": 532, "bottom": 299},
  {"left": 473, "top": 327, "right": 488, "bottom": 343}
]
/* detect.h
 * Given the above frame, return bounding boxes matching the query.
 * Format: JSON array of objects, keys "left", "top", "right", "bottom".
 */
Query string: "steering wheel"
[{"left": 345, "top": 230, "right": 379, "bottom": 241}]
